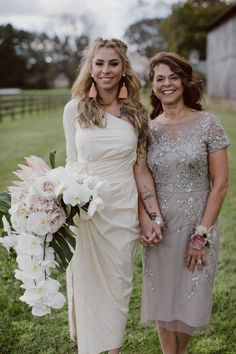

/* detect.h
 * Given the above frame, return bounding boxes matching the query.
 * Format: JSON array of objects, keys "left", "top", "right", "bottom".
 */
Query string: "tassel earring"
[
  {"left": 89, "top": 79, "right": 97, "bottom": 98},
  {"left": 118, "top": 75, "right": 128, "bottom": 99}
]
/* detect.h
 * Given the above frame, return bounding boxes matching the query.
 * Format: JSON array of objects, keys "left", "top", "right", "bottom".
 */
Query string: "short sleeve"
[
  {"left": 63, "top": 99, "right": 79, "bottom": 166},
  {"left": 207, "top": 114, "right": 230, "bottom": 153}
]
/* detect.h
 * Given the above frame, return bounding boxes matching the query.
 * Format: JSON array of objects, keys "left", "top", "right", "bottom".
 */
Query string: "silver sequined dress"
[{"left": 141, "top": 112, "right": 229, "bottom": 335}]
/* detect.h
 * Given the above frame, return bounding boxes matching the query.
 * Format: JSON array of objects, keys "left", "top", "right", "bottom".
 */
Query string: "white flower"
[
  {"left": 44, "top": 246, "right": 55, "bottom": 261},
  {"left": 29, "top": 176, "right": 57, "bottom": 199},
  {"left": 46, "top": 292, "right": 66, "bottom": 309},
  {"left": 10, "top": 204, "right": 29, "bottom": 232},
  {"left": 0, "top": 235, "right": 17, "bottom": 251},
  {"left": 20, "top": 278, "right": 65, "bottom": 308},
  {"left": 47, "top": 207, "right": 66, "bottom": 233},
  {"left": 17, "top": 256, "right": 44, "bottom": 279},
  {"left": 15, "top": 269, "right": 36, "bottom": 288},
  {"left": 32, "top": 304, "right": 51, "bottom": 316},
  {"left": 57, "top": 181, "right": 92, "bottom": 207},
  {"left": 87, "top": 196, "right": 104, "bottom": 217},
  {"left": 0, "top": 216, "right": 17, "bottom": 251},
  {"left": 26, "top": 211, "right": 50, "bottom": 235},
  {"left": 16, "top": 233, "right": 43, "bottom": 256},
  {"left": 2, "top": 215, "right": 11, "bottom": 235}
]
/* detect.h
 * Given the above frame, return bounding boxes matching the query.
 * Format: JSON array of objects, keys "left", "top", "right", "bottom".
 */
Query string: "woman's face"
[
  {"left": 91, "top": 47, "right": 124, "bottom": 93},
  {"left": 152, "top": 63, "right": 184, "bottom": 105}
]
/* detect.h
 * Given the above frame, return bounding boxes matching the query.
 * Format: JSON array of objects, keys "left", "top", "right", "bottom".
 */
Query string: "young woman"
[{"left": 63, "top": 37, "right": 162, "bottom": 354}]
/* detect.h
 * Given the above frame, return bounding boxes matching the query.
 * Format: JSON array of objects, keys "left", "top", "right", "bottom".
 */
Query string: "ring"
[{"left": 197, "top": 259, "right": 202, "bottom": 265}]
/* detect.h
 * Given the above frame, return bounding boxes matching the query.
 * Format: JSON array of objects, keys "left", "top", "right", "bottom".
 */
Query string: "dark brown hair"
[{"left": 149, "top": 52, "right": 204, "bottom": 119}]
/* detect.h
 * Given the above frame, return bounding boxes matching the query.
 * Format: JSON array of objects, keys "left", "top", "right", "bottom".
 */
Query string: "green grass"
[{"left": 0, "top": 103, "right": 235, "bottom": 354}]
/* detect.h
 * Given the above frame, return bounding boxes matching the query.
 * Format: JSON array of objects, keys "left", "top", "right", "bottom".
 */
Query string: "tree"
[
  {"left": 0, "top": 24, "right": 89, "bottom": 88},
  {"left": 160, "top": 0, "right": 229, "bottom": 60},
  {"left": 124, "top": 18, "right": 168, "bottom": 58},
  {"left": 0, "top": 24, "right": 28, "bottom": 87}
]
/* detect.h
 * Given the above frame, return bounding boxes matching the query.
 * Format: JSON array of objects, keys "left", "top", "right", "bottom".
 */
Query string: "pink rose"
[
  {"left": 47, "top": 208, "right": 66, "bottom": 233},
  {"left": 190, "top": 234, "right": 207, "bottom": 250}
]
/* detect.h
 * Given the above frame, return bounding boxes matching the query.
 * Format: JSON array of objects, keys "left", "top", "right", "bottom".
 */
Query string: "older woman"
[{"left": 139, "top": 52, "right": 229, "bottom": 354}]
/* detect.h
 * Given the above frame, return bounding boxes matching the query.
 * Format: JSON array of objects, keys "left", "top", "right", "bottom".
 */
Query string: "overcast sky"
[{"left": 0, "top": 0, "right": 179, "bottom": 39}]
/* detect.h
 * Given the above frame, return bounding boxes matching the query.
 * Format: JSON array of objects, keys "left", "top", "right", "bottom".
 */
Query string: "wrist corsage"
[{"left": 190, "top": 225, "right": 212, "bottom": 250}]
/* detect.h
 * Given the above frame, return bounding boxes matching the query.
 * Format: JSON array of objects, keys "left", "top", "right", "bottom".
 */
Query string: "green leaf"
[
  {"left": 49, "top": 151, "right": 57, "bottom": 169},
  {"left": 0, "top": 192, "right": 11, "bottom": 208},
  {"left": 60, "top": 224, "right": 76, "bottom": 249},
  {"left": 0, "top": 192, "right": 11, "bottom": 229},
  {"left": 50, "top": 238, "right": 68, "bottom": 271},
  {"left": 65, "top": 204, "right": 71, "bottom": 217},
  {"left": 54, "top": 232, "right": 74, "bottom": 262}
]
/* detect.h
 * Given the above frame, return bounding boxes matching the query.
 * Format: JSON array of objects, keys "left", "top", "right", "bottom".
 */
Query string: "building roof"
[{"left": 207, "top": 2, "right": 236, "bottom": 31}]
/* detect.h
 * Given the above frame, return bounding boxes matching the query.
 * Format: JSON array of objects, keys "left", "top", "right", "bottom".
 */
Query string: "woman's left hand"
[
  {"left": 185, "top": 243, "right": 207, "bottom": 273},
  {"left": 139, "top": 213, "right": 162, "bottom": 246}
]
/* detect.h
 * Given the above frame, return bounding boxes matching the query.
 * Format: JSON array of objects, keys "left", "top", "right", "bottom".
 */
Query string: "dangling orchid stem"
[{"left": 43, "top": 234, "right": 48, "bottom": 281}]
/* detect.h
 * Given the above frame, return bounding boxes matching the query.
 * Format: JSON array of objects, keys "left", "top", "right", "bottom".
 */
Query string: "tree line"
[
  {"left": 0, "top": 0, "right": 230, "bottom": 89},
  {"left": 0, "top": 25, "right": 89, "bottom": 89}
]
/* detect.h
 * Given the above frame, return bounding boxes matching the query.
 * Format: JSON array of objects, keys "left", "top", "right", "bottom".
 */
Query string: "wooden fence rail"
[{"left": 0, "top": 93, "right": 71, "bottom": 121}]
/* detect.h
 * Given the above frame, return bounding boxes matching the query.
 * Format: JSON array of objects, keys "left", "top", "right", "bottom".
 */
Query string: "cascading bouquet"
[{"left": 0, "top": 153, "right": 108, "bottom": 316}]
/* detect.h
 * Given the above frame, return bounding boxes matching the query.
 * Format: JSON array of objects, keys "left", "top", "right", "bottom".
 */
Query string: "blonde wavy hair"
[{"left": 71, "top": 37, "right": 148, "bottom": 136}]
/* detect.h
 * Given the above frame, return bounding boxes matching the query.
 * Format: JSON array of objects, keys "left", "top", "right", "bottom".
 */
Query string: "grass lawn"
[{"left": 0, "top": 103, "right": 235, "bottom": 354}]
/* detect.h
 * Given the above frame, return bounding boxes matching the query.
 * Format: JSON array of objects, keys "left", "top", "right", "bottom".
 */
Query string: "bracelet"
[
  {"left": 149, "top": 212, "right": 164, "bottom": 228},
  {"left": 190, "top": 224, "right": 212, "bottom": 250}
]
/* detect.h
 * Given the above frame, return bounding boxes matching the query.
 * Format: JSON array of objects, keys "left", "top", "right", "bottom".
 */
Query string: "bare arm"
[
  {"left": 186, "top": 148, "right": 229, "bottom": 272},
  {"left": 199, "top": 148, "right": 228, "bottom": 228},
  {"left": 134, "top": 134, "right": 162, "bottom": 216},
  {"left": 134, "top": 133, "right": 163, "bottom": 244}
]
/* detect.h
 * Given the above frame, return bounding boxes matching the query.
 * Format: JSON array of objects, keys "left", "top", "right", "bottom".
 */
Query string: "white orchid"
[
  {"left": 26, "top": 211, "right": 51, "bottom": 235},
  {"left": 32, "top": 304, "right": 51, "bottom": 316},
  {"left": 87, "top": 196, "right": 104, "bottom": 217},
  {"left": 15, "top": 269, "right": 37, "bottom": 288},
  {"left": 2, "top": 215, "right": 11, "bottom": 235},
  {"left": 16, "top": 233, "right": 43, "bottom": 256},
  {"left": 56, "top": 180, "right": 92, "bottom": 207},
  {"left": 0, "top": 234, "right": 17, "bottom": 251},
  {"left": 16, "top": 256, "right": 45, "bottom": 280},
  {"left": 10, "top": 204, "right": 29, "bottom": 231},
  {"left": 0, "top": 216, "right": 17, "bottom": 251}
]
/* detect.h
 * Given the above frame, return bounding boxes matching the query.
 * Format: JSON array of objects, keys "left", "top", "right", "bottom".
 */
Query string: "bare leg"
[
  {"left": 109, "top": 348, "right": 121, "bottom": 354},
  {"left": 157, "top": 324, "right": 177, "bottom": 354},
  {"left": 176, "top": 332, "right": 191, "bottom": 354}
]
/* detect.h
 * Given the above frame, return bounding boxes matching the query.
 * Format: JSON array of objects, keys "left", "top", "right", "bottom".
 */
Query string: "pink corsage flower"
[{"left": 190, "top": 233, "right": 207, "bottom": 250}]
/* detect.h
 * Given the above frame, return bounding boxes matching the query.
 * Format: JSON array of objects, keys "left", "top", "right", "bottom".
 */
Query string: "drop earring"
[
  {"left": 89, "top": 76, "right": 97, "bottom": 98},
  {"left": 118, "top": 74, "right": 128, "bottom": 99}
]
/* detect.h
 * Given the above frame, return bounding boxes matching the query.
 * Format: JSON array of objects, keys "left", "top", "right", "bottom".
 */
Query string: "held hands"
[
  {"left": 139, "top": 213, "right": 163, "bottom": 247},
  {"left": 185, "top": 242, "right": 207, "bottom": 273}
]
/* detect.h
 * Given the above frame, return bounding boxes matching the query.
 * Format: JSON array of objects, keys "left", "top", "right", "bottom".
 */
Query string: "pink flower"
[
  {"left": 13, "top": 156, "right": 50, "bottom": 182},
  {"left": 24, "top": 156, "right": 50, "bottom": 174},
  {"left": 190, "top": 234, "right": 207, "bottom": 250},
  {"left": 27, "top": 195, "right": 55, "bottom": 212},
  {"left": 47, "top": 208, "right": 66, "bottom": 233}
]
